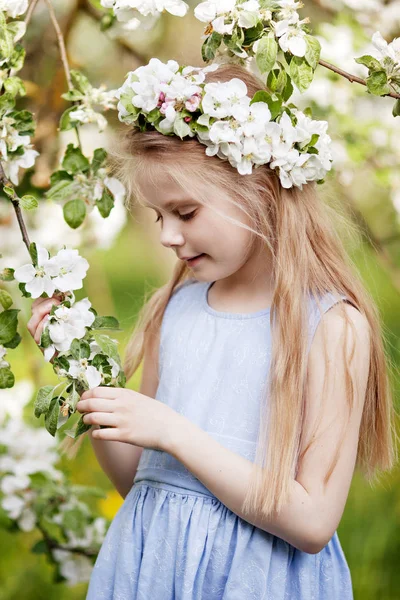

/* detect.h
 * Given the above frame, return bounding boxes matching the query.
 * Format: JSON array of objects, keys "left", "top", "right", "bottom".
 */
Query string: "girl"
[{"left": 29, "top": 63, "right": 397, "bottom": 599}]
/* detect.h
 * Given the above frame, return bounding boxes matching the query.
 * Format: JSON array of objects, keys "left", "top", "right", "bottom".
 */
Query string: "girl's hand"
[
  {"left": 76, "top": 387, "right": 179, "bottom": 451},
  {"left": 27, "top": 295, "right": 62, "bottom": 362}
]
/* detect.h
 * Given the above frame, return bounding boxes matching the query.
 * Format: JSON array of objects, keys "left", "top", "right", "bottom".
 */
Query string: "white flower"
[
  {"left": 52, "top": 549, "right": 94, "bottom": 586},
  {"left": 69, "top": 107, "right": 108, "bottom": 133},
  {"left": 0, "top": 344, "right": 9, "bottom": 368},
  {"left": 46, "top": 248, "right": 89, "bottom": 293},
  {"left": 371, "top": 31, "right": 400, "bottom": 64},
  {"left": 275, "top": 20, "right": 307, "bottom": 56},
  {"left": 203, "top": 78, "right": 250, "bottom": 120},
  {"left": 100, "top": 0, "right": 189, "bottom": 28},
  {"left": 43, "top": 298, "right": 96, "bottom": 361},
  {"left": 276, "top": 0, "right": 302, "bottom": 25},
  {"left": 0, "top": 0, "right": 28, "bottom": 18},
  {"left": 67, "top": 359, "right": 102, "bottom": 389},
  {"left": 0, "top": 474, "right": 37, "bottom": 531},
  {"left": 194, "top": 0, "right": 260, "bottom": 34},
  {"left": 14, "top": 244, "right": 57, "bottom": 298}
]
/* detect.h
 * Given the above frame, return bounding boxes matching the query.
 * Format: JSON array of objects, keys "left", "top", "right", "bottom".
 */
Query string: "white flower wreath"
[{"left": 115, "top": 58, "right": 332, "bottom": 188}]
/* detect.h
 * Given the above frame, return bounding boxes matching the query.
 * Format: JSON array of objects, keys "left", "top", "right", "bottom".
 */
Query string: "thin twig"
[
  {"left": 0, "top": 163, "right": 31, "bottom": 253},
  {"left": 25, "top": 0, "right": 41, "bottom": 28},
  {"left": 43, "top": 0, "right": 83, "bottom": 148},
  {"left": 318, "top": 59, "right": 400, "bottom": 100},
  {"left": 44, "top": 0, "right": 72, "bottom": 89}
]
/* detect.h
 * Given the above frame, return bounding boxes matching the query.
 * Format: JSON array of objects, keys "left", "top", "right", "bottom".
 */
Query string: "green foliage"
[
  {"left": 201, "top": 32, "right": 222, "bottom": 62},
  {"left": 0, "top": 309, "right": 19, "bottom": 345},
  {"left": 63, "top": 198, "right": 87, "bottom": 229},
  {"left": 256, "top": 34, "right": 278, "bottom": 74}
]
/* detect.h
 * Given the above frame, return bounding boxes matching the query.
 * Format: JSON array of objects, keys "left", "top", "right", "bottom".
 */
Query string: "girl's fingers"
[
  {"left": 77, "top": 398, "right": 116, "bottom": 413},
  {"left": 82, "top": 412, "right": 119, "bottom": 427},
  {"left": 27, "top": 298, "right": 60, "bottom": 339},
  {"left": 34, "top": 314, "right": 50, "bottom": 345}
]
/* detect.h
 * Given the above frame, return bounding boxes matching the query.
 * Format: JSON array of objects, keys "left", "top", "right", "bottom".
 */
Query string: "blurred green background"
[{"left": 0, "top": 1, "right": 400, "bottom": 599}]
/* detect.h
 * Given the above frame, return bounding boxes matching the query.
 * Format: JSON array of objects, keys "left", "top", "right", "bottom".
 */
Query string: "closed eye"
[{"left": 155, "top": 211, "right": 196, "bottom": 223}]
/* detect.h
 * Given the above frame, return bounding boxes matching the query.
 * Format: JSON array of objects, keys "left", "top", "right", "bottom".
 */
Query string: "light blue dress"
[{"left": 86, "top": 278, "right": 354, "bottom": 599}]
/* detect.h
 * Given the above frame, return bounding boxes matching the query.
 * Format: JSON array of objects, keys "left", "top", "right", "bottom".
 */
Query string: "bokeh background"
[{"left": 0, "top": 1, "right": 400, "bottom": 598}]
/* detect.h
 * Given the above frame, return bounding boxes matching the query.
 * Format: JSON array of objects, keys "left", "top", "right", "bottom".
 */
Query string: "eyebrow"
[{"left": 144, "top": 199, "right": 195, "bottom": 211}]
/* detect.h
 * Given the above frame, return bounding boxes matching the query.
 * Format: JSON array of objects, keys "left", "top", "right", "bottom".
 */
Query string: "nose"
[{"left": 159, "top": 220, "right": 185, "bottom": 250}]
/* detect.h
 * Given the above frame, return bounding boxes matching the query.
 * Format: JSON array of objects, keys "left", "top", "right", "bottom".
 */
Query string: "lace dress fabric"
[{"left": 86, "top": 279, "right": 354, "bottom": 599}]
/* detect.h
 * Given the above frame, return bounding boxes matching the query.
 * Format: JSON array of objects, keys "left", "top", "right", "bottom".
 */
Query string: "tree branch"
[
  {"left": 25, "top": 0, "right": 41, "bottom": 28},
  {"left": 0, "top": 163, "right": 31, "bottom": 253},
  {"left": 44, "top": 0, "right": 73, "bottom": 90},
  {"left": 318, "top": 59, "right": 400, "bottom": 100}
]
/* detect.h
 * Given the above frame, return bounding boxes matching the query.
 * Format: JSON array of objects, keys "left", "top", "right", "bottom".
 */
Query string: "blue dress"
[{"left": 86, "top": 279, "right": 354, "bottom": 599}]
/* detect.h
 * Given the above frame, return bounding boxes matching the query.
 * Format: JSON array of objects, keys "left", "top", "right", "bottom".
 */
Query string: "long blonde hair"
[{"left": 61, "top": 63, "right": 398, "bottom": 517}]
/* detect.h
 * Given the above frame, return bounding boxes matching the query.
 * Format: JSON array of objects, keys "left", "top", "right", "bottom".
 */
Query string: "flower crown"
[{"left": 115, "top": 58, "right": 332, "bottom": 189}]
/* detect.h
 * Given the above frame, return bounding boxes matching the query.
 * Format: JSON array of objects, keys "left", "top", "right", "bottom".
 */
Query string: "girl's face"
[{"left": 138, "top": 167, "right": 271, "bottom": 288}]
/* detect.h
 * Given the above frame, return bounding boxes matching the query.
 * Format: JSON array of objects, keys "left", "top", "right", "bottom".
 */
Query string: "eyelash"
[{"left": 155, "top": 211, "right": 196, "bottom": 224}]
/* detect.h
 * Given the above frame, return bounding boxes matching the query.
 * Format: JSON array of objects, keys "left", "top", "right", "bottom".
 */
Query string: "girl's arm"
[
  {"left": 165, "top": 303, "right": 371, "bottom": 554},
  {"left": 88, "top": 331, "right": 160, "bottom": 499}
]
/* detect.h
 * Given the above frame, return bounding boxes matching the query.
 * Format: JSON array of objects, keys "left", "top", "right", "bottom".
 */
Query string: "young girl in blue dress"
[{"left": 32, "top": 62, "right": 396, "bottom": 599}]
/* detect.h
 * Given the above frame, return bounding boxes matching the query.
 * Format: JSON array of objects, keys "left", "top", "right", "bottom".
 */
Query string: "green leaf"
[
  {"left": 281, "top": 75, "right": 294, "bottom": 102},
  {"left": 49, "top": 170, "right": 74, "bottom": 186},
  {"left": 45, "top": 396, "right": 59, "bottom": 437},
  {"left": 63, "top": 199, "right": 86, "bottom": 229},
  {"left": 61, "top": 144, "right": 90, "bottom": 174},
  {"left": 366, "top": 71, "right": 391, "bottom": 96},
  {"left": 251, "top": 90, "right": 282, "bottom": 119},
  {"left": 74, "top": 415, "right": 91, "bottom": 439},
  {"left": 92, "top": 333, "right": 121, "bottom": 365},
  {"left": 304, "top": 35, "right": 321, "bottom": 70},
  {"left": 256, "top": 34, "right": 278, "bottom": 74},
  {"left": 173, "top": 117, "right": 191, "bottom": 139},
  {"left": 20, "top": 195, "right": 38, "bottom": 210},
  {"left": 202, "top": 32, "right": 222, "bottom": 62},
  {"left": 31, "top": 540, "right": 47, "bottom": 554},
  {"left": 289, "top": 57, "right": 314, "bottom": 93},
  {"left": 9, "top": 44, "right": 25, "bottom": 71},
  {"left": 61, "top": 90, "right": 85, "bottom": 102},
  {"left": 95, "top": 187, "right": 114, "bottom": 218},
  {"left": 4, "top": 76, "right": 26, "bottom": 98},
  {"left": 46, "top": 179, "right": 77, "bottom": 201},
  {"left": 3, "top": 332, "right": 21, "bottom": 349},
  {"left": 40, "top": 326, "right": 52, "bottom": 349},
  {"left": 91, "top": 148, "right": 108, "bottom": 174},
  {"left": 59, "top": 106, "right": 80, "bottom": 132},
  {"left": 0, "top": 290, "right": 13, "bottom": 310},
  {"left": 0, "top": 13, "right": 13, "bottom": 59},
  {"left": 0, "top": 93, "right": 15, "bottom": 115},
  {"left": 0, "top": 368, "right": 14, "bottom": 389},
  {"left": 393, "top": 99, "right": 400, "bottom": 117},
  {"left": 0, "top": 309, "right": 19, "bottom": 345},
  {"left": 70, "top": 70, "right": 92, "bottom": 94},
  {"left": 67, "top": 385, "right": 80, "bottom": 412},
  {"left": 70, "top": 339, "right": 91, "bottom": 360},
  {"left": 3, "top": 186, "right": 14, "bottom": 198},
  {"left": 18, "top": 282, "right": 31, "bottom": 298},
  {"left": 355, "top": 55, "right": 382, "bottom": 71},
  {"left": 92, "top": 316, "right": 120, "bottom": 330},
  {"left": 243, "top": 22, "right": 264, "bottom": 45},
  {"left": 29, "top": 242, "right": 38, "bottom": 266},
  {"left": 34, "top": 385, "right": 55, "bottom": 418},
  {"left": 0, "top": 268, "right": 14, "bottom": 282}
]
